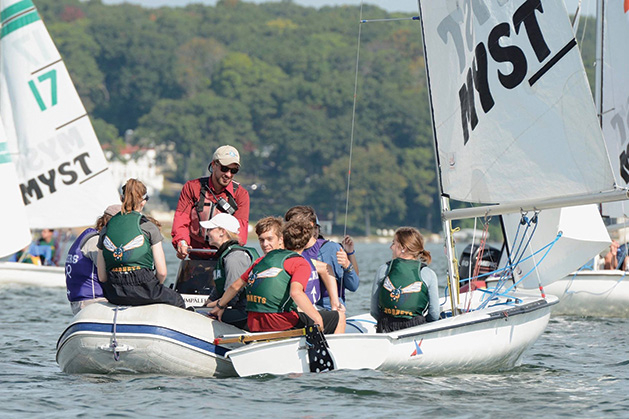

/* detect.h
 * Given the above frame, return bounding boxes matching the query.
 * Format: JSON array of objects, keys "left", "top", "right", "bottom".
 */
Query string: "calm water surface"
[{"left": 1, "top": 242, "right": 628, "bottom": 417}]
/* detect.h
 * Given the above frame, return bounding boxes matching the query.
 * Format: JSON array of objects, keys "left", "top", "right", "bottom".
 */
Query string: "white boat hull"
[
  {"left": 227, "top": 293, "right": 557, "bottom": 377},
  {"left": 56, "top": 302, "right": 242, "bottom": 377},
  {"left": 542, "top": 270, "right": 629, "bottom": 317},
  {"left": 0, "top": 261, "right": 65, "bottom": 287}
]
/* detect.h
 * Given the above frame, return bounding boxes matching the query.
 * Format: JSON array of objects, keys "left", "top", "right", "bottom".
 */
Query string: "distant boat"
[{"left": 0, "top": 0, "right": 119, "bottom": 287}]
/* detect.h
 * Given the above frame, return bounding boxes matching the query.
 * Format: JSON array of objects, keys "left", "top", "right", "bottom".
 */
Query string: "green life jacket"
[
  {"left": 214, "top": 243, "right": 260, "bottom": 297},
  {"left": 245, "top": 249, "right": 301, "bottom": 313},
  {"left": 378, "top": 258, "right": 429, "bottom": 319},
  {"left": 102, "top": 212, "right": 153, "bottom": 270}
]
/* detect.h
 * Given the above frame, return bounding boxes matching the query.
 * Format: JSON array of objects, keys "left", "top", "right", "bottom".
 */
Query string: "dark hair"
[
  {"left": 283, "top": 218, "right": 313, "bottom": 251},
  {"left": 121, "top": 179, "right": 148, "bottom": 214},
  {"left": 284, "top": 205, "right": 317, "bottom": 226},
  {"left": 395, "top": 227, "right": 431, "bottom": 264},
  {"left": 255, "top": 216, "right": 283, "bottom": 238}
]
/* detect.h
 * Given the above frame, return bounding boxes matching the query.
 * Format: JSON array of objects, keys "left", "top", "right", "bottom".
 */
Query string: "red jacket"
[{"left": 171, "top": 177, "right": 250, "bottom": 250}]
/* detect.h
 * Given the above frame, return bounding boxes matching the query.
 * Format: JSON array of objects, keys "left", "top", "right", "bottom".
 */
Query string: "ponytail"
[{"left": 120, "top": 179, "right": 148, "bottom": 214}]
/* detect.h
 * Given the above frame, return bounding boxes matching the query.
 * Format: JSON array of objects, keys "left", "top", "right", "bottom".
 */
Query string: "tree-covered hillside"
[{"left": 33, "top": 0, "right": 597, "bottom": 235}]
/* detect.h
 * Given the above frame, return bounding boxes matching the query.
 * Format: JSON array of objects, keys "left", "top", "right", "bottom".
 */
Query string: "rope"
[{"left": 342, "top": 2, "right": 364, "bottom": 238}]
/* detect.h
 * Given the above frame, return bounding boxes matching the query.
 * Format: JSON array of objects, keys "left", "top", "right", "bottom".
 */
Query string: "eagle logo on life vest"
[
  {"left": 383, "top": 277, "right": 423, "bottom": 302},
  {"left": 248, "top": 267, "right": 283, "bottom": 286},
  {"left": 103, "top": 235, "right": 145, "bottom": 261}
]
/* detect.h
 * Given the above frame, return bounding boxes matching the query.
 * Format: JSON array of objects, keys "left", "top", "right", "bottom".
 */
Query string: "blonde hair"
[
  {"left": 121, "top": 179, "right": 148, "bottom": 214},
  {"left": 395, "top": 227, "right": 431, "bottom": 264}
]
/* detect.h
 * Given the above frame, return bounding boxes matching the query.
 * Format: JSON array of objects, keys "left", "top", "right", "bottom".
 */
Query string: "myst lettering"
[
  {"left": 488, "top": 23, "right": 527, "bottom": 89},
  {"left": 20, "top": 178, "right": 43, "bottom": 205},
  {"left": 513, "top": 0, "right": 550, "bottom": 63},
  {"left": 457, "top": 0, "right": 551, "bottom": 145},
  {"left": 620, "top": 147, "right": 629, "bottom": 183},
  {"left": 20, "top": 153, "right": 94, "bottom": 205}
]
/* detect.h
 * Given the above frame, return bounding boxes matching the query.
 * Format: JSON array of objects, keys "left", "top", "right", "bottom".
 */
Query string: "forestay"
[
  {"left": 419, "top": 0, "right": 615, "bottom": 205},
  {"left": 0, "top": 0, "right": 118, "bottom": 230},
  {"left": 599, "top": 0, "right": 629, "bottom": 218},
  {"left": 0, "top": 118, "right": 31, "bottom": 257}
]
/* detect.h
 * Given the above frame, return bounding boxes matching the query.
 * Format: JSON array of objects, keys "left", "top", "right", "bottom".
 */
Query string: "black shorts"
[
  {"left": 377, "top": 314, "right": 426, "bottom": 333},
  {"left": 103, "top": 268, "right": 185, "bottom": 308},
  {"left": 296, "top": 310, "right": 340, "bottom": 334}
]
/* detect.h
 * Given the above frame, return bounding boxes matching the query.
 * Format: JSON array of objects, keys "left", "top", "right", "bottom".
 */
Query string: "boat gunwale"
[{"left": 56, "top": 321, "right": 231, "bottom": 358}]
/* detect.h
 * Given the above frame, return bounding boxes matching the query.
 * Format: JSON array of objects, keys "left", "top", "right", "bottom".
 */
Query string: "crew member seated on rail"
[
  {"left": 370, "top": 227, "right": 440, "bottom": 333},
  {"left": 202, "top": 213, "right": 258, "bottom": 329},
  {"left": 209, "top": 217, "right": 345, "bottom": 334}
]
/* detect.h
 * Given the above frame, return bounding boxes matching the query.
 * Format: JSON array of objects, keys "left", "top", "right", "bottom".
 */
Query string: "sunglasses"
[{"left": 218, "top": 164, "right": 239, "bottom": 175}]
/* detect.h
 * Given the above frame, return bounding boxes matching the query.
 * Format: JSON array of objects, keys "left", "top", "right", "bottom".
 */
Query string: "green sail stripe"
[
  {"left": 1, "top": 9, "right": 39, "bottom": 39},
  {"left": 0, "top": 142, "right": 13, "bottom": 164},
  {"left": 1, "top": 0, "right": 35, "bottom": 24}
]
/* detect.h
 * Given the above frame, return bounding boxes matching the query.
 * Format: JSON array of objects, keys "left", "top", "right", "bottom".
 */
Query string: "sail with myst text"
[
  {"left": 0, "top": 0, "right": 118, "bottom": 229},
  {"left": 419, "top": 0, "right": 615, "bottom": 206}
]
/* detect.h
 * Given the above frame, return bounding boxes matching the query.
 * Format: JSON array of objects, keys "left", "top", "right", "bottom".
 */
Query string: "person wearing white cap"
[
  {"left": 65, "top": 204, "right": 121, "bottom": 314},
  {"left": 201, "top": 213, "right": 259, "bottom": 329},
  {"left": 171, "top": 145, "right": 250, "bottom": 259}
]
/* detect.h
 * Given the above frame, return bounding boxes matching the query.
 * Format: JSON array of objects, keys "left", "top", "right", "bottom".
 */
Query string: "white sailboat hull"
[
  {"left": 56, "top": 302, "right": 241, "bottom": 377},
  {"left": 227, "top": 294, "right": 557, "bottom": 377},
  {"left": 0, "top": 261, "right": 65, "bottom": 287},
  {"left": 542, "top": 270, "right": 629, "bottom": 317}
]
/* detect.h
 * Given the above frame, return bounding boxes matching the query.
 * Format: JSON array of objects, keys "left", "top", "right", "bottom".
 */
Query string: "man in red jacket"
[{"left": 171, "top": 145, "right": 250, "bottom": 259}]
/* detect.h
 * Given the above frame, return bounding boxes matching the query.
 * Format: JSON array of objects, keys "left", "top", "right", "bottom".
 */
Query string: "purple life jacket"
[
  {"left": 65, "top": 228, "right": 103, "bottom": 302},
  {"left": 302, "top": 239, "right": 343, "bottom": 301},
  {"left": 303, "top": 255, "right": 322, "bottom": 304}
]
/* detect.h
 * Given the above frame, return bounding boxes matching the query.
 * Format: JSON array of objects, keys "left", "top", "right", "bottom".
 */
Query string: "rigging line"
[
  {"left": 361, "top": 16, "right": 419, "bottom": 23},
  {"left": 343, "top": 1, "right": 364, "bottom": 238}
]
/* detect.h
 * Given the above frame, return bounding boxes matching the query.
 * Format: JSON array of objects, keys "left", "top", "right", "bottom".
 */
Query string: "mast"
[
  {"left": 416, "top": 0, "right": 460, "bottom": 316},
  {"left": 594, "top": 0, "right": 604, "bottom": 126}
]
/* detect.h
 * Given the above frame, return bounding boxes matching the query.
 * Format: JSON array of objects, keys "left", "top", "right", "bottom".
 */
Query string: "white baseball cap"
[{"left": 199, "top": 213, "right": 240, "bottom": 234}]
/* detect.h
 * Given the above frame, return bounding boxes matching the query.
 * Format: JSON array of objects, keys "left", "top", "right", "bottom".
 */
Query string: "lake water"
[{"left": 1, "top": 241, "right": 628, "bottom": 417}]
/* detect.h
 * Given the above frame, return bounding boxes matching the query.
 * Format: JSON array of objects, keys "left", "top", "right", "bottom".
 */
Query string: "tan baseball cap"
[{"left": 213, "top": 145, "right": 240, "bottom": 166}]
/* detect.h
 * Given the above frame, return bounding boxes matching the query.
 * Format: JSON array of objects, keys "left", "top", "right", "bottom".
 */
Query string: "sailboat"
[
  {"left": 519, "top": 0, "right": 629, "bottom": 317},
  {"left": 55, "top": 0, "right": 628, "bottom": 378},
  {"left": 0, "top": 0, "right": 119, "bottom": 286}
]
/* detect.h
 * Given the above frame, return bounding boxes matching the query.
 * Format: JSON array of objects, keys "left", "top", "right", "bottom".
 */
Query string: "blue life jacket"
[{"left": 65, "top": 228, "right": 103, "bottom": 302}]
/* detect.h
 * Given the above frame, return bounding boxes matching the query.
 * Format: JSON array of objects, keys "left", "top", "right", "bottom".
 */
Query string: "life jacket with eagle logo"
[
  {"left": 102, "top": 212, "right": 153, "bottom": 270},
  {"left": 378, "top": 258, "right": 429, "bottom": 319},
  {"left": 245, "top": 249, "right": 301, "bottom": 313}
]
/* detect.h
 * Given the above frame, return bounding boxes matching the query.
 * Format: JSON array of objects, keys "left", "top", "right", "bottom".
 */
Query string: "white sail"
[
  {"left": 419, "top": 0, "right": 615, "bottom": 205},
  {"left": 599, "top": 0, "right": 629, "bottom": 218},
  {"left": 0, "top": 118, "right": 31, "bottom": 257},
  {"left": 0, "top": 0, "right": 119, "bottom": 229},
  {"left": 503, "top": 204, "right": 611, "bottom": 288}
]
